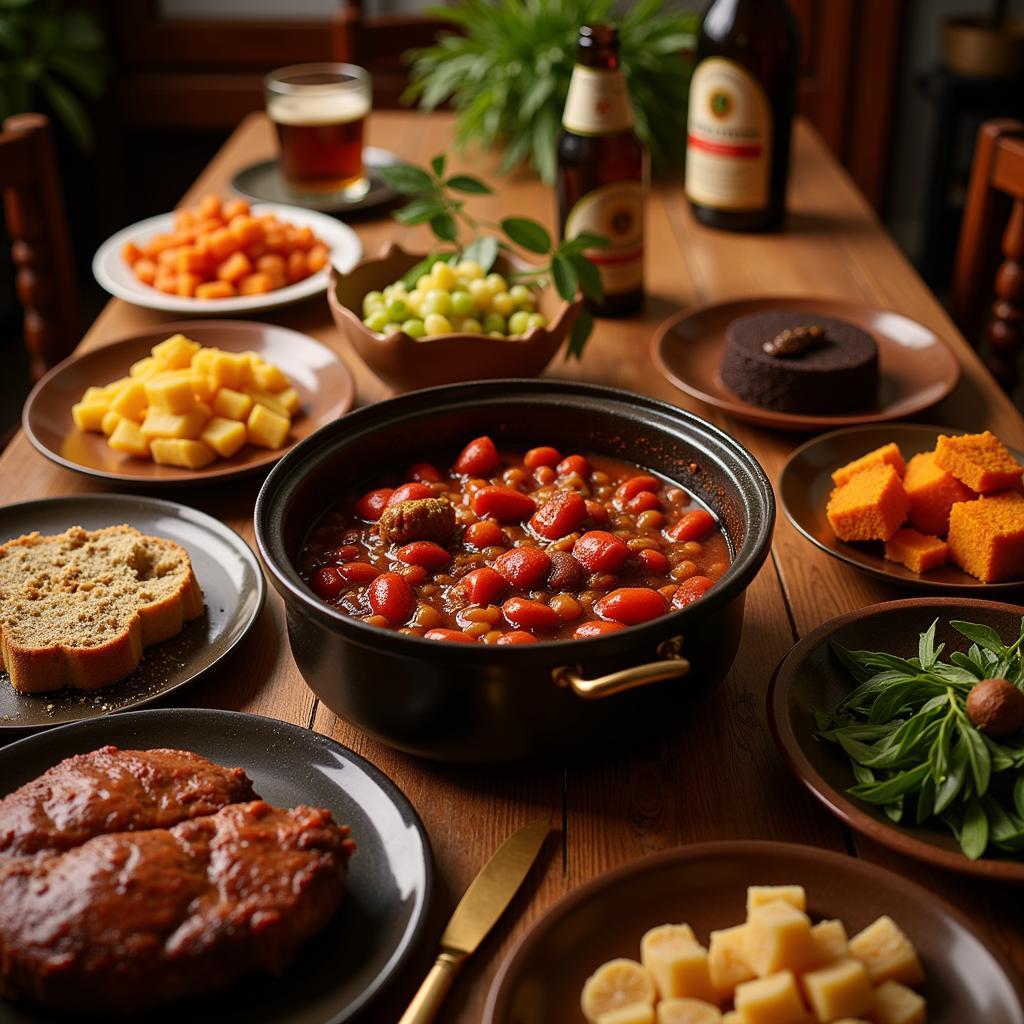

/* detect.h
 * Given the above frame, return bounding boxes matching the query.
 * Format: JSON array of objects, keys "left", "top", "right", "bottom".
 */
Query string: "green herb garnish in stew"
[{"left": 815, "top": 619, "right": 1024, "bottom": 860}]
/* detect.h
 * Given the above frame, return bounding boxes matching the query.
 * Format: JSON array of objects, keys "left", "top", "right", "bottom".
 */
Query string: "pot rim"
[{"left": 254, "top": 379, "right": 775, "bottom": 661}]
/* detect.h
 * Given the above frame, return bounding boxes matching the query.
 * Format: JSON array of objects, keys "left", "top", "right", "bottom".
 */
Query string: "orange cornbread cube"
[
  {"left": 934, "top": 431, "right": 1023, "bottom": 494},
  {"left": 831, "top": 443, "right": 906, "bottom": 487},
  {"left": 884, "top": 528, "right": 948, "bottom": 574},
  {"left": 827, "top": 464, "right": 909, "bottom": 542},
  {"left": 903, "top": 450, "right": 975, "bottom": 535},
  {"left": 947, "top": 491, "right": 1024, "bottom": 582}
]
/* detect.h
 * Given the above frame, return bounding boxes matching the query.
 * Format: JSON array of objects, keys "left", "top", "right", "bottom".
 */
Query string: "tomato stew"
[{"left": 298, "top": 436, "right": 732, "bottom": 643}]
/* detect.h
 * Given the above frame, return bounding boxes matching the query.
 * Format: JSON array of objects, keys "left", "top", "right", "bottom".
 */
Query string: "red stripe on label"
[
  {"left": 687, "top": 134, "right": 763, "bottom": 158},
  {"left": 588, "top": 247, "right": 643, "bottom": 267}
]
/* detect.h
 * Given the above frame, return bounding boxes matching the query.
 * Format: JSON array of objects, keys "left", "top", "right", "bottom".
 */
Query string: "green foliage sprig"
[
  {"left": 377, "top": 153, "right": 608, "bottom": 358},
  {"left": 815, "top": 619, "right": 1024, "bottom": 860},
  {"left": 404, "top": 0, "right": 697, "bottom": 184}
]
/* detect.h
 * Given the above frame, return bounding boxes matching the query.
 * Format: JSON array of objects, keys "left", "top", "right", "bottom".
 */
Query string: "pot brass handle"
[{"left": 553, "top": 636, "right": 690, "bottom": 699}]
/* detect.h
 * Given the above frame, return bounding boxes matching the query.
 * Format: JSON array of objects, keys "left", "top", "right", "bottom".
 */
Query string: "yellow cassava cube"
[
  {"left": 871, "top": 981, "right": 925, "bottom": 1024},
  {"left": 150, "top": 438, "right": 217, "bottom": 469},
  {"left": 275, "top": 386, "right": 301, "bottom": 415},
  {"left": 152, "top": 332, "right": 199, "bottom": 369},
  {"left": 107, "top": 418, "right": 151, "bottom": 457},
  {"left": 72, "top": 401, "right": 107, "bottom": 432},
  {"left": 709, "top": 924, "right": 755, "bottom": 998},
  {"left": 597, "top": 1005, "right": 656, "bottom": 1024},
  {"left": 81, "top": 385, "right": 109, "bottom": 403},
  {"left": 191, "top": 347, "right": 218, "bottom": 373},
  {"left": 109, "top": 380, "right": 148, "bottom": 421},
  {"left": 190, "top": 371, "right": 217, "bottom": 403},
  {"left": 734, "top": 971, "right": 807, "bottom": 1024},
  {"left": 252, "top": 360, "right": 290, "bottom": 392},
  {"left": 245, "top": 387, "right": 290, "bottom": 418},
  {"left": 847, "top": 917, "right": 923, "bottom": 987},
  {"left": 129, "top": 355, "right": 161, "bottom": 379},
  {"left": 145, "top": 373, "right": 197, "bottom": 414},
  {"left": 800, "top": 958, "right": 874, "bottom": 1022},
  {"left": 210, "top": 351, "right": 252, "bottom": 389},
  {"left": 641, "top": 925, "right": 715, "bottom": 1003},
  {"left": 811, "top": 920, "right": 849, "bottom": 964},
  {"left": 140, "top": 408, "right": 208, "bottom": 441},
  {"left": 655, "top": 997, "right": 723, "bottom": 1023},
  {"left": 247, "top": 403, "right": 290, "bottom": 450},
  {"left": 101, "top": 410, "right": 122, "bottom": 436},
  {"left": 744, "top": 902, "right": 817, "bottom": 978},
  {"left": 104, "top": 376, "right": 132, "bottom": 398},
  {"left": 212, "top": 386, "right": 254, "bottom": 422},
  {"left": 746, "top": 887, "right": 807, "bottom": 915},
  {"left": 200, "top": 416, "right": 247, "bottom": 459}
]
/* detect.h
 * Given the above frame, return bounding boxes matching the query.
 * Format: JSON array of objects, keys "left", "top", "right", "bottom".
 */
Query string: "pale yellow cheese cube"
[
  {"left": 734, "top": 971, "right": 807, "bottom": 1024},
  {"left": 72, "top": 401, "right": 108, "bottom": 432},
  {"left": 640, "top": 925, "right": 715, "bottom": 1003},
  {"left": 140, "top": 408, "right": 207, "bottom": 441},
  {"left": 104, "top": 376, "right": 132, "bottom": 398},
  {"left": 244, "top": 387, "right": 290, "bottom": 418},
  {"left": 109, "top": 380, "right": 148, "bottom": 421},
  {"left": 200, "top": 416, "right": 247, "bottom": 459},
  {"left": 811, "top": 920, "right": 849, "bottom": 965},
  {"left": 709, "top": 924, "right": 755, "bottom": 998},
  {"left": 190, "top": 371, "right": 218, "bottom": 403},
  {"left": 252, "top": 359, "right": 290, "bottom": 392},
  {"left": 655, "top": 997, "right": 723, "bottom": 1023},
  {"left": 848, "top": 918, "right": 923, "bottom": 988},
  {"left": 212, "top": 386, "right": 254, "bottom": 422},
  {"left": 210, "top": 351, "right": 252, "bottom": 389},
  {"left": 107, "top": 418, "right": 151, "bottom": 457},
  {"left": 80, "top": 385, "right": 108, "bottom": 403},
  {"left": 150, "top": 438, "right": 217, "bottom": 469},
  {"left": 800, "top": 958, "right": 873, "bottom": 1022},
  {"left": 145, "top": 374, "right": 197, "bottom": 414},
  {"left": 274, "top": 386, "right": 301, "bottom": 415},
  {"left": 597, "top": 1005, "right": 656, "bottom": 1024},
  {"left": 130, "top": 356, "right": 161, "bottom": 379},
  {"left": 870, "top": 982, "right": 925, "bottom": 1024},
  {"left": 191, "top": 347, "right": 218, "bottom": 373},
  {"left": 744, "top": 902, "right": 817, "bottom": 978},
  {"left": 247, "top": 403, "right": 290, "bottom": 450},
  {"left": 101, "top": 410, "right": 121, "bottom": 436},
  {"left": 152, "top": 332, "right": 199, "bottom": 369},
  {"left": 746, "top": 887, "right": 806, "bottom": 915}
]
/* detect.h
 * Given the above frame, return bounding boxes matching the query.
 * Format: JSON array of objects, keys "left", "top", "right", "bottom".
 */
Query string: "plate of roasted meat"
[{"left": 0, "top": 708, "right": 433, "bottom": 1023}]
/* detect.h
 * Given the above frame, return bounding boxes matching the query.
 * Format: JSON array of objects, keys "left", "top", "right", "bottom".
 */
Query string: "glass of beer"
[{"left": 265, "top": 63, "right": 372, "bottom": 199}]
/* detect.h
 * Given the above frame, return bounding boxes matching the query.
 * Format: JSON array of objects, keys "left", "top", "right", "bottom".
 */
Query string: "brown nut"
[{"left": 966, "top": 678, "right": 1024, "bottom": 738}]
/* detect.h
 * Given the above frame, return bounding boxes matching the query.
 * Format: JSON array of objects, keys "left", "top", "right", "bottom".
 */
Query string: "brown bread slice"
[{"left": 0, "top": 525, "right": 203, "bottom": 693}]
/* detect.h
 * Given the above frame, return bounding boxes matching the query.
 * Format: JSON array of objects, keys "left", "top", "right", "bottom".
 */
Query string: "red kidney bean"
[
  {"left": 627, "top": 491, "right": 661, "bottom": 514},
  {"left": 494, "top": 546, "right": 551, "bottom": 589},
  {"left": 665, "top": 509, "right": 716, "bottom": 543},
  {"left": 389, "top": 481, "right": 434, "bottom": 505},
  {"left": 337, "top": 562, "right": 380, "bottom": 583},
  {"left": 456, "top": 567, "right": 507, "bottom": 605},
  {"left": 530, "top": 491, "right": 588, "bottom": 539},
  {"left": 573, "top": 620, "right": 627, "bottom": 639},
  {"left": 330, "top": 544, "right": 359, "bottom": 563},
  {"left": 557, "top": 454, "right": 589, "bottom": 477},
  {"left": 408, "top": 461, "right": 441, "bottom": 482},
  {"left": 397, "top": 541, "right": 450, "bottom": 569},
  {"left": 594, "top": 587, "right": 667, "bottom": 624},
  {"left": 584, "top": 499, "right": 609, "bottom": 525},
  {"left": 472, "top": 486, "right": 537, "bottom": 521},
  {"left": 367, "top": 572, "right": 416, "bottom": 625},
  {"left": 424, "top": 627, "right": 476, "bottom": 643},
  {"left": 573, "top": 530, "right": 629, "bottom": 573},
  {"left": 354, "top": 488, "right": 394, "bottom": 521},
  {"left": 496, "top": 630, "right": 539, "bottom": 645},
  {"left": 312, "top": 566, "right": 345, "bottom": 600},
  {"left": 615, "top": 474, "right": 659, "bottom": 504},
  {"left": 502, "top": 597, "right": 561, "bottom": 631},
  {"left": 454, "top": 435, "right": 500, "bottom": 476},
  {"left": 637, "top": 548, "right": 670, "bottom": 574},
  {"left": 523, "top": 446, "right": 562, "bottom": 470},
  {"left": 547, "top": 550, "right": 584, "bottom": 591},
  {"left": 672, "top": 575, "right": 716, "bottom": 608},
  {"left": 464, "top": 520, "right": 505, "bottom": 549}
]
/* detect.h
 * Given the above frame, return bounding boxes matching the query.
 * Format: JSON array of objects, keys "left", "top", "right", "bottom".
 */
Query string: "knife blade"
[{"left": 398, "top": 818, "right": 551, "bottom": 1024}]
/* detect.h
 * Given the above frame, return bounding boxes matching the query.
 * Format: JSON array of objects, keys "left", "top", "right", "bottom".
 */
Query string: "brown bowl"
[
  {"left": 484, "top": 841, "right": 1024, "bottom": 1023},
  {"left": 768, "top": 597, "right": 1024, "bottom": 883},
  {"left": 327, "top": 243, "right": 581, "bottom": 392}
]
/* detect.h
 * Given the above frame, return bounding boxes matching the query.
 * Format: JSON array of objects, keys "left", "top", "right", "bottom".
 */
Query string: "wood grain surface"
[{"left": 1, "top": 111, "right": 1022, "bottom": 1022}]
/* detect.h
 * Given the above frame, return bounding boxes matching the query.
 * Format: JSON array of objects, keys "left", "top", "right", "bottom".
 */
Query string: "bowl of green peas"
[{"left": 327, "top": 243, "right": 581, "bottom": 392}]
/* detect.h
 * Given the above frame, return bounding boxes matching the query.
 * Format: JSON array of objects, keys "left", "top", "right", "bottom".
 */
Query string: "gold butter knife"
[{"left": 398, "top": 817, "right": 551, "bottom": 1024}]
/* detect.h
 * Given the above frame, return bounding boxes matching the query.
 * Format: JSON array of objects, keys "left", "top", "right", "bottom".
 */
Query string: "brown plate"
[
  {"left": 768, "top": 598, "right": 1024, "bottom": 883},
  {"left": 23, "top": 320, "right": 354, "bottom": 486},
  {"left": 650, "top": 296, "right": 961, "bottom": 431},
  {"left": 484, "top": 840, "right": 1024, "bottom": 1023},
  {"left": 780, "top": 423, "right": 1024, "bottom": 592}
]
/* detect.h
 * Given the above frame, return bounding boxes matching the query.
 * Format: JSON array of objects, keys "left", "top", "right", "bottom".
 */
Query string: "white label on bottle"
[
  {"left": 685, "top": 57, "right": 772, "bottom": 211},
  {"left": 562, "top": 66, "right": 634, "bottom": 136},
  {"left": 564, "top": 181, "right": 644, "bottom": 295}
]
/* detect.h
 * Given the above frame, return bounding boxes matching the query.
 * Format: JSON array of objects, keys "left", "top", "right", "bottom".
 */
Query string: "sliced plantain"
[{"left": 581, "top": 958, "right": 657, "bottom": 1023}]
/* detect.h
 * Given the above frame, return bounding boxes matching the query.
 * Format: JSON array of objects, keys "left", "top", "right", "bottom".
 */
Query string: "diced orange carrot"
[
  {"left": 238, "top": 272, "right": 274, "bottom": 295},
  {"left": 195, "top": 280, "right": 236, "bottom": 299},
  {"left": 176, "top": 272, "right": 202, "bottom": 297},
  {"left": 207, "top": 227, "right": 240, "bottom": 261},
  {"left": 216, "top": 251, "right": 252, "bottom": 283},
  {"left": 263, "top": 229, "right": 287, "bottom": 253},
  {"left": 256, "top": 253, "right": 286, "bottom": 277},
  {"left": 173, "top": 208, "right": 196, "bottom": 229},
  {"left": 175, "top": 247, "right": 206, "bottom": 274},
  {"left": 229, "top": 214, "right": 261, "bottom": 247},
  {"left": 307, "top": 244, "right": 329, "bottom": 272},
  {"left": 154, "top": 271, "right": 179, "bottom": 294},
  {"left": 198, "top": 195, "right": 221, "bottom": 219},
  {"left": 286, "top": 249, "right": 309, "bottom": 283},
  {"left": 133, "top": 258, "right": 157, "bottom": 284},
  {"left": 197, "top": 216, "right": 224, "bottom": 234},
  {"left": 222, "top": 198, "right": 250, "bottom": 220},
  {"left": 122, "top": 241, "right": 142, "bottom": 265},
  {"left": 143, "top": 233, "right": 178, "bottom": 257},
  {"left": 246, "top": 240, "right": 269, "bottom": 260},
  {"left": 291, "top": 225, "right": 316, "bottom": 250},
  {"left": 172, "top": 227, "right": 198, "bottom": 245},
  {"left": 157, "top": 246, "right": 184, "bottom": 267}
]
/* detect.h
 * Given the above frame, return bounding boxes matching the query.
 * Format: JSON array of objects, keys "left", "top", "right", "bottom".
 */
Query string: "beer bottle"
[
  {"left": 685, "top": 0, "right": 799, "bottom": 232},
  {"left": 557, "top": 24, "right": 646, "bottom": 317}
]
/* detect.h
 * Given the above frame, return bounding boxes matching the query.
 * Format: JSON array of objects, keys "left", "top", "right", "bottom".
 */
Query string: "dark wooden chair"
[
  {"left": 952, "top": 118, "right": 1024, "bottom": 393},
  {"left": 1, "top": 113, "right": 80, "bottom": 381}
]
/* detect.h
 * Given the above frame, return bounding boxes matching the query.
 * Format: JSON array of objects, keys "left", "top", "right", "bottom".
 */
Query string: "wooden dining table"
[{"left": 3, "top": 109, "right": 1023, "bottom": 1022}]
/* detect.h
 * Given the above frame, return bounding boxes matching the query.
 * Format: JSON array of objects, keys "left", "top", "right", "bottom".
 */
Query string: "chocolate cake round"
[{"left": 720, "top": 310, "right": 879, "bottom": 414}]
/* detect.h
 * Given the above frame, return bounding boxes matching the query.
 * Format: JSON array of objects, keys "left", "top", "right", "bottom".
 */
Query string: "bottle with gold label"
[
  {"left": 686, "top": 0, "right": 799, "bottom": 232},
  {"left": 557, "top": 24, "right": 646, "bottom": 317}
]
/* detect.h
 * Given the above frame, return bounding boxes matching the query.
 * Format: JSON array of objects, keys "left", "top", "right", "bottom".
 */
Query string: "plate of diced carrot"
[{"left": 92, "top": 195, "right": 362, "bottom": 314}]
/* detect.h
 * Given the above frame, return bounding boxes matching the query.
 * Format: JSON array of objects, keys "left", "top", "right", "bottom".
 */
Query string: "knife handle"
[{"left": 397, "top": 951, "right": 464, "bottom": 1024}]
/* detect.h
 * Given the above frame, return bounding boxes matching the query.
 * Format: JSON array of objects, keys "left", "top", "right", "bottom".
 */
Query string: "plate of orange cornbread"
[{"left": 779, "top": 424, "right": 1024, "bottom": 591}]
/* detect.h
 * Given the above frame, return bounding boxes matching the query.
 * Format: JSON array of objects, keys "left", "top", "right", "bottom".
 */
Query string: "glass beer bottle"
[
  {"left": 557, "top": 25, "right": 646, "bottom": 317},
  {"left": 685, "top": 0, "right": 799, "bottom": 232}
]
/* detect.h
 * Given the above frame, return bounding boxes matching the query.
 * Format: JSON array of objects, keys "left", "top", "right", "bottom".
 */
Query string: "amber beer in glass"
[
  {"left": 265, "top": 63, "right": 372, "bottom": 198},
  {"left": 557, "top": 25, "right": 646, "bottom": 317}
]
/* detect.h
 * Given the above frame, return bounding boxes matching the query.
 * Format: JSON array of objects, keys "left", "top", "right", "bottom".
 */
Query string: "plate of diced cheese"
[{"left": 23, "top": 321, "right": 354, "bottom": 484}]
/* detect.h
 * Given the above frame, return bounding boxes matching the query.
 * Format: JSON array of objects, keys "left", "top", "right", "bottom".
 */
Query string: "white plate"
[{"left": 93, "top": 204, "right": 362, "bottom": 315}]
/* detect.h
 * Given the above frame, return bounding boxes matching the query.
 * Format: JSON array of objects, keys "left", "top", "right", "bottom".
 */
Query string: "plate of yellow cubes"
[
  {"left": 484, "top": 841, "right": 1024, "bottom": 1024},
  {"left": 23, "top": 320, "right": 355, "bottom": 484}
]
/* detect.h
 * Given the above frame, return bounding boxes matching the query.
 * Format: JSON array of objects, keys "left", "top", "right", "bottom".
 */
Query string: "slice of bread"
[{"left": 0, "top": 525, "right": 203, "bottom": 693}]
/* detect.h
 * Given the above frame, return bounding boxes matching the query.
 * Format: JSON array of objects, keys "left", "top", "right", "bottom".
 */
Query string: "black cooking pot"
[{"left": 255, "top": 380, "right": 774, "bottom": 762}]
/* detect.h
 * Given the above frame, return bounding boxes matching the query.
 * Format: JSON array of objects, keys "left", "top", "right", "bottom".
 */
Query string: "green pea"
[
  {"left": 450, "top": 291, "right": 477, "bottom": 318},
  {"left": 364, "top": 310, "right": 390, "bottom": 332},
  {"left": 508, "top": 310, "right": 532, "bottom": 335},
  {"left": 482, "top": 312, "right": 507, "bottom": 334},
  {"left": 402, "top": 318, "right": 426, "bottom": 338},
  {"left": 362, "top": 290, "right": 385, "bottom": 315},
  {"left": 526, "top": 312, "right": 548, "bottom": 330},
  {"left": 509, "top": 284, "right": 537, "bottom": 311},
  {"left": 385, "top": 298, "right": 409, "bottom": 321}
]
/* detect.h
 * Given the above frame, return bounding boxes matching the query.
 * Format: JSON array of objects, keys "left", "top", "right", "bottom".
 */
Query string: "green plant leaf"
[
  {"left": 566, "top": 306, "right": 593, "bottom": 360},
  {"left": 376, "top": 163, "right": 437, "bottom": 196},
  {"left": 501, "top": 217, "right": 551, "bottom": 254},
  {"left": 1015, "top": 774, "right": 1024, "bottom": 819},
  {"left": 460, "top": 234, "right": 498, "bottom": 272},
  {"left": 430, "top": 212, "right": 458, "bottom": 242},
  {"left": 38, "top": 72, "right": 90, "bottom": 148},
  {"left": 960, "top": 718, "right": 992, "bottom": 796},
  {"left": 960, "top": 797, "right": 989, "bottom": 859},
  {"left": 551, "top": 252, "right": 578, "bottom": 301},
  {"left": 394, "top": 198, "right": 446, "bottom": 226},
  {"left": 568, "top": 253, "right": 603, "bottom": 302},
  {"left": 446, "top": 174, "right": 493, "bottom": 194},
  {"left": 951, "top": 621, "right": 1010, "bottom": 658},
  {"left": 431, "top": 153, "right": 446, "bottom": 177}
]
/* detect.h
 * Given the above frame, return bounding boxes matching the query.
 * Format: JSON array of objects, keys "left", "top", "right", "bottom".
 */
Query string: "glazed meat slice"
[
  {"left": 377, "top": 497, "right": 456, "bottom": 544},
  {"left": 0, "top": 801, "right": 354, "bottom": 1012},
  {"left": 0, "top": 746, "right": 257, "bottom": 857}
]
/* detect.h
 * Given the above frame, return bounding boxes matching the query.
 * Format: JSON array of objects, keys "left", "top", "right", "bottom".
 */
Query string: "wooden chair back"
[
  {"left": 1, "top": 113, "right": 80, "bottom": 380},
  {"left": 952, "top": 118, "right": 1024, "bottom": 393}
]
